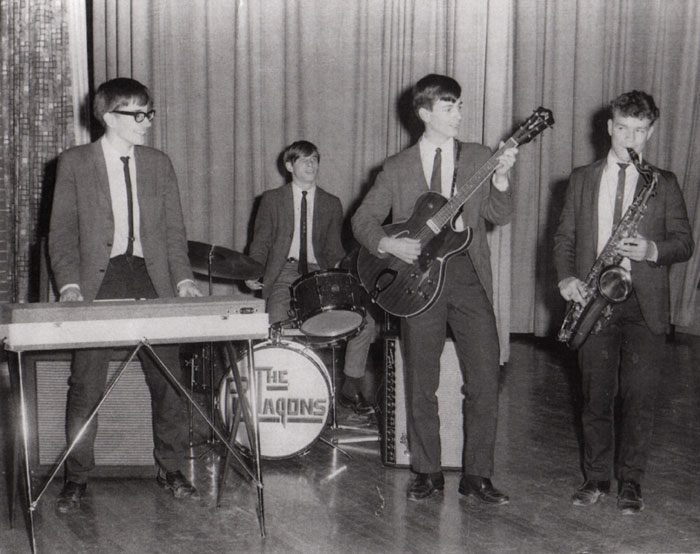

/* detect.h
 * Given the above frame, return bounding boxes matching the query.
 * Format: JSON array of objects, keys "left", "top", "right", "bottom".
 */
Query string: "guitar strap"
[
  {"left": 450, "top": 139, "right": 461, "bottom": 198},
  {"left": 450, "top": 141, "right": 464, "bottom": 224}
]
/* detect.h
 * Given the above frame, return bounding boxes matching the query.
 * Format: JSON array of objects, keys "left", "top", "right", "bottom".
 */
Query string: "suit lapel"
[
  {"left": 588, "top": 159, "right": 606, "bottom": 256},
  {"left": 311, "top": 187, "right": 326, "bottom": 256},
  {"left": 282, "top": 183, "right": 295, "bottom": 247},
  {"left": 407, "top": 143, "right": 427, "bottom": 195},
  {"left": 89, "top": 141, "right": 114, "bottom": 226}
]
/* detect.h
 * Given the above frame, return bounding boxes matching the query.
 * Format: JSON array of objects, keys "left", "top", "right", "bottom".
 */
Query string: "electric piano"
[
  {"left": 3, "top": 295, "right": 270, "bottom": 551},
  {"left": 0, "top": 295, "right": 269, "bottom": 351}
]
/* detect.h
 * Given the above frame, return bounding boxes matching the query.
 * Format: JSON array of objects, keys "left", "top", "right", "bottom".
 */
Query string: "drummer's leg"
[
  {"left": 266, "top": 262, "right": 320, "bottom": 325},
  {"left": 266, "top": 263, "right": 300, "bottom": 324},
  {"left": 340, "top": 314, "right": 376, "bottom": 414},
  {"left": 343, "top": 314, "right": 374, "bottom": 379}
]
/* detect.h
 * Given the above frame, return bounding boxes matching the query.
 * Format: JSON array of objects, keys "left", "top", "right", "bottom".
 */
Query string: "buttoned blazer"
[
  {"left": 351, "top": 140, "right": 513, "bottom": 304},
  {"left": 49, "top": 141, "right": 193, "bottom": 301},
  {"left": 248, "top": 183, "right": 345, "bottom": 299},
  {"left": 553, "top": 157, "right": 693, "bottom": 334}
]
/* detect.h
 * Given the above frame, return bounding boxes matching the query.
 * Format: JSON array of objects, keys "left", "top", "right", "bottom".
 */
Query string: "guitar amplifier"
[
  {"left": 25, "top": 353, "right": 156, "bottom": 476},
  {"left": 381, "top": 337, "right": 464, "bottom": 470}
]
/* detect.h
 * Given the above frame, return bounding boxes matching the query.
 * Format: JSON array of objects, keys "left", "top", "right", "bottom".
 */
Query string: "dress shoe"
[
  {"left": 407, "top": 471, "right": 444, "bottom": 501},
  {"left": 617, "top": 480, "right": 644, "bottom": 514},
  {"left": 157, "top": 469, "right": 199, "bottom": 499},
  {"left": 338, "top": 391, "right": 375, "bottom": 416},
  {"left": 56, "top": 481, "right": 87, "bottom": 514},
  {"left": 572, "top": 479, "right": 610, "bottom": 506},
  {"left": 458, "top": 475, "right": 509, "bottom": 505}
]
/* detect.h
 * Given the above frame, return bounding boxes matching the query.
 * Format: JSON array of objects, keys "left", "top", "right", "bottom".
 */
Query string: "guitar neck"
[{"left": 428, "top": 137, "right": 518, "bottom": 232}]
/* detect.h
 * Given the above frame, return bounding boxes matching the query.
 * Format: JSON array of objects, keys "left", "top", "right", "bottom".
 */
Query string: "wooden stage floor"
[{"left": 2, "top": 334, "right": 700, "bottom": 554}]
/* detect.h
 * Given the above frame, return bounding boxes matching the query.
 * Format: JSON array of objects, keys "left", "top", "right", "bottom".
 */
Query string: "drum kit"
[{"left": 186, "top": 241, "right": 377, "bottom": 461}]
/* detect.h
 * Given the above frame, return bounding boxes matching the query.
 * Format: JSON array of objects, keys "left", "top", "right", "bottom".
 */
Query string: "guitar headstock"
[{"left": 513, "top": 107, "right": 555, "bottom": 146}]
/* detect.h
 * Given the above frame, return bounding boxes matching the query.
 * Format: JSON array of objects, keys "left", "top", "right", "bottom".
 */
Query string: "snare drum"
[
  {"left": 291, "top": 269, "right": 365, "bottom": 339},
  {"left": 218, "top": 339, "right": 331, "bottom": 459}
]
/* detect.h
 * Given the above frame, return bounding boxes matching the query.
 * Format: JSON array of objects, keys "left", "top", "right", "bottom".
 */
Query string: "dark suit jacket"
[
  {"left": 248, "top": 183, "right": 345, "bottom": 299},
  {"left": 49, "top": 141, "right": 193, "bottom": 301},
  {"left": 351, "top": 140, "right": 512, "bottom": 304},
  {"left": 553, "top": 157, "right": 693, "bottom": 334}
]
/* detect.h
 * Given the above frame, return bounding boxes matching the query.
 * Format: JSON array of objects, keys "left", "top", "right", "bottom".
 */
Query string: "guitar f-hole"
[{"left": 371, "top": 268, "right": 398, "bottom": 299}]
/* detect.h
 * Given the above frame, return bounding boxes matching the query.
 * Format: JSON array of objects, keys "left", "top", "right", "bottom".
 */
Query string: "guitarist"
[{"left": 352, "top": 74, "right": 518, "bottom": 503}]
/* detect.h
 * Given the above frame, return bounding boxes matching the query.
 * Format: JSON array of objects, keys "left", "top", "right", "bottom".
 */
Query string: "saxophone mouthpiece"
[
  {"left": 626, "top": 147, "right": 654, "bottom": 182},
  {"left": 626, "top": 147, "right": 640, "bottom": 164}
]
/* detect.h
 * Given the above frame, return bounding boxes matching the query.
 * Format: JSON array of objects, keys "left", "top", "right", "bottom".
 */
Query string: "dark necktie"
[
  {"left": 613, "top": 162, "right": 629, "bottom": 228},
  {"left": 430, "top": 147, "right": 442, "bottom": 192},
  {"left": 120, "top": 156, "right": 135, "bottom": 256},
  {"left": 298, "top": 191, "right": 308, "bottom": 275}
]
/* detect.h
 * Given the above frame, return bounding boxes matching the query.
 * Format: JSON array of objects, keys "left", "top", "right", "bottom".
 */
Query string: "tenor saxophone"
[{"left": 557, "top": 148, "right": 658, "bottom": 349}]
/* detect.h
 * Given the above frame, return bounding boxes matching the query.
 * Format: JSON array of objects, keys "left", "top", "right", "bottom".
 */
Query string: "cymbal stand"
[
  {"left": 318, "top": 326, "right": 380, "bottom": 452},
  {"left": 188, "top": 245, "right": 218, "bottom": 453}
]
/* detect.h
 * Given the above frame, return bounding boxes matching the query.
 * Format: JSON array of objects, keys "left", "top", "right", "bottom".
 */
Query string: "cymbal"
[{"left": 187, "top": 240, "right": 264, "bottom": 281}]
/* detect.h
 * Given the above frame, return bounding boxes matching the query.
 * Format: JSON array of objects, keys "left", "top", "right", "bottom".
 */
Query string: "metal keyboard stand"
[
  {"left": 216, "top": 341, "right": 263, "bottom": 520},
  {"left": 9, "top": 337, "right": 265, "bottom": 554}
]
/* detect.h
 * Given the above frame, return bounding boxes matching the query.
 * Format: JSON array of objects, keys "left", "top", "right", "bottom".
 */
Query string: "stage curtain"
[
  {"left": 0, "top": 0, "right": 88, "bottom": 303},
  {"left": 90, "top": 0, "right": 519, "bottom": 359},
  {"left": 83, "top": 0, "right": 700, "bottom": 351}
]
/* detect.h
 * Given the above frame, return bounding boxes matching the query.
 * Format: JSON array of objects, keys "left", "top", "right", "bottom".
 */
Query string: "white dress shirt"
[
  {"left": 101, "top": 137, "right": 144, "bottom": 258},
  {"left": 419, "top": 136, "right": 465, "bottom": 231},
  {"left": 287, "top": 183, "right": 318, "bottom": 264},
  {"left": 597, "top": 150, "right": 640, "bottom": 270}
]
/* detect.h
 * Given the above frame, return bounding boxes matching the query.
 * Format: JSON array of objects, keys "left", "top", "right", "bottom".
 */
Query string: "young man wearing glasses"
[{"left": 49, "top": 77, "right": 201, "bottom": 513}]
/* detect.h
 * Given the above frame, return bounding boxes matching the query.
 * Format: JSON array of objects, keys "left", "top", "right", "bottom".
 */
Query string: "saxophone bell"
[{"left": 597, "top": 265, "right": 632, "bottom": 303}]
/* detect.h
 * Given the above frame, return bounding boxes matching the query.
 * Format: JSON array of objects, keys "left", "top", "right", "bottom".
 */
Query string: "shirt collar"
[
  {"left": 291, "top": 182, "right": 316, "bottom": 195},
  {"left": 606, "top": 149, "right": 642, "bottom": 172},
  {"left": 101, "top": 135, "right": 135, "bottom": 160},
  {"left": 421, "top": 135, "right": 454, "bottom": 153}
]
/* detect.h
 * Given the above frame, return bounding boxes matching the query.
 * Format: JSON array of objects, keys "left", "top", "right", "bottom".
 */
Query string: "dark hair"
[
  {"left": 412, "top": 74, "right": 461, "bottom": 117},
  {"left": 283, "top": 140, "right": 320, "bottom": 166},
  {"left": 93, "top": 78, "right": 152, "bottom": 127},
  {"left": 610, "top": 90, "right": 659, "bottom": 124}
]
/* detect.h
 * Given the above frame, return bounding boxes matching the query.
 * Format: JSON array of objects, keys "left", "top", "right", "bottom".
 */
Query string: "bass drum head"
[{"left": 218, "top": 340, "right": 331, "bottom": 459}]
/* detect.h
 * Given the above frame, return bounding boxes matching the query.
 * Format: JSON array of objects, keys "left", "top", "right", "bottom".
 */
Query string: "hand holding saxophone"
[
  {"left": 558, "top": 276, "right": 588, "bottom": 305},
  {"left": 616, "top": 235, "right": 656, "bottom": 262}
]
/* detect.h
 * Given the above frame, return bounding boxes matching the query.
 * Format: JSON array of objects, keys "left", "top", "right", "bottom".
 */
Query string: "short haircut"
[
  {"left": 283, "top": 140, "right": 320, "bottom": 166},
  {"left": 93, "top": 78, "right": 152, "bottom": 128},
  {"left": 610, "top": 90, "right": 659, "bottom": 124},
  {"left": 413, "top": 74, "right": 461, "bottom": 117}
]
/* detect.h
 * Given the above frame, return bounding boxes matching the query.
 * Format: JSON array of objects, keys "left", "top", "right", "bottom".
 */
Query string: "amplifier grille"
[
  {"left": 35, "top": 360, "right": 155, "bottom": 467},
  {"left": 381, "top": 338, "right": 464, "bottom": 470}
]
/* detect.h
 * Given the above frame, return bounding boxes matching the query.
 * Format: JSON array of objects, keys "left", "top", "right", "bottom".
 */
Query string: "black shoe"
[
  {"left": 56, "top": 481, "right": 87, "bottom": 514},
  {"left": 617, "top": 480, "right": 644, "bottom": 514},
  {"left": 572, "top": 479, "right": 610, "bottom": 506},
  {"left": 338, "top": 391, "right": 375, "bottom": 416},
  {"left": 156, "top": 469, "right": 199, "bottom": 499},
  {"left": 407, "top": 471, "right": 445, "bottom": 501},
  {"left": 458, "top": 475, "right": 509, "bottom": 505}
]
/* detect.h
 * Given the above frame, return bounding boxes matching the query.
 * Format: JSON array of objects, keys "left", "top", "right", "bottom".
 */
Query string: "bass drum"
[{"left": 218, "top": 340, "right": 331, "bottom": 459}]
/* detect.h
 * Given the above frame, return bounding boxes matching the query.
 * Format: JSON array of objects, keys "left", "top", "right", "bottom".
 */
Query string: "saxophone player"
[{"left": 553, "top": 91, "right": 693, "bottom": 514}]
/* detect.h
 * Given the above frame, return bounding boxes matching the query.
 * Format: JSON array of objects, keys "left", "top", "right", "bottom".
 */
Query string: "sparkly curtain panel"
[{"left": 0, "top": 0, "right": 75, "bottom": 303}]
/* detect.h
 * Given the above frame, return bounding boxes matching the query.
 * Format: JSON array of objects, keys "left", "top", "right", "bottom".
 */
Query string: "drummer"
[{"left": 245, "top": 140, "right": 375, "bottom": 416}]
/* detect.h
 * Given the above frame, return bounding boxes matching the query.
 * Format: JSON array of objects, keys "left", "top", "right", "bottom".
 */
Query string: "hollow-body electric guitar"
[{"left": 357, "top": 107, "right": 554, "bottom": 317}]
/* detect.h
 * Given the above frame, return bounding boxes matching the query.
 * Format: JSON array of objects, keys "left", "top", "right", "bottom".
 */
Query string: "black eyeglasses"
[{"left": 110, "top": 109, "right": 156, "bottom": 123}]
